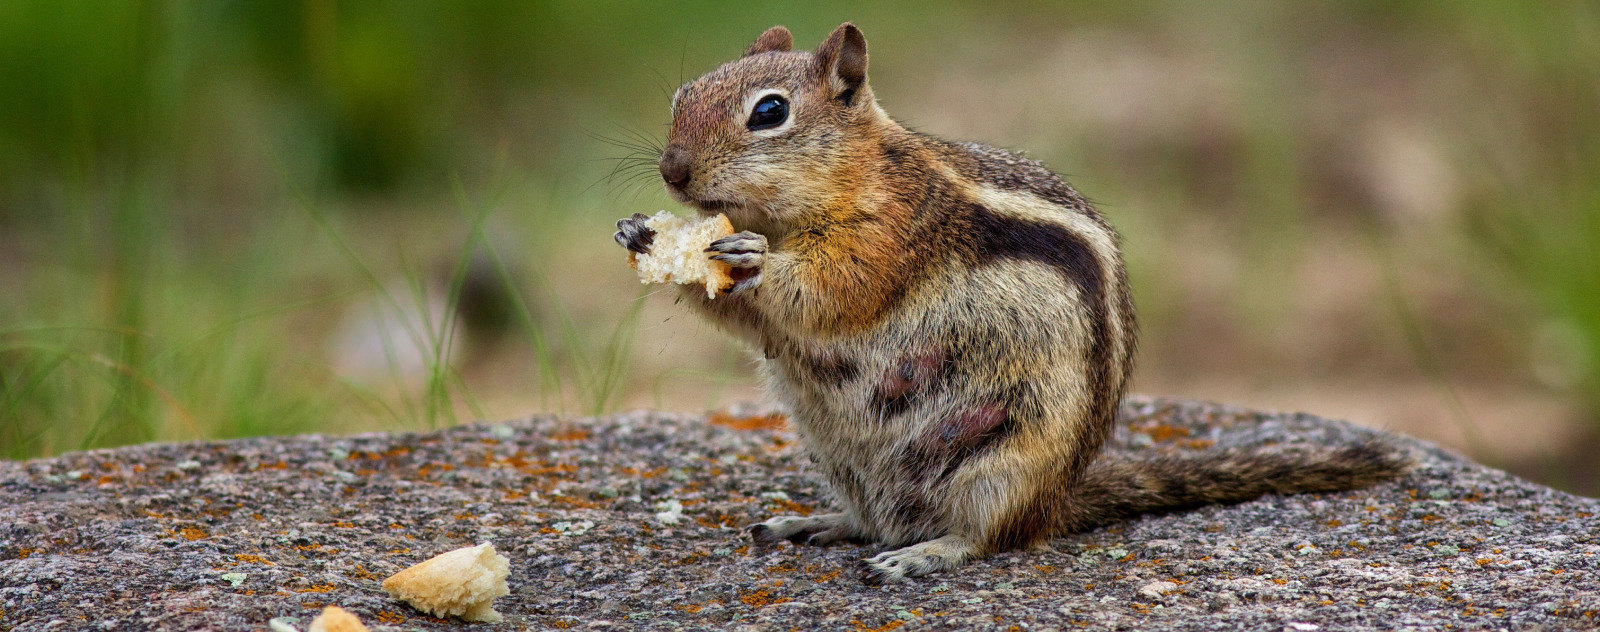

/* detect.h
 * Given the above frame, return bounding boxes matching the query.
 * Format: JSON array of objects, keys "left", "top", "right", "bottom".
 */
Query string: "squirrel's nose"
[{"left": 659, "top": 146, "right": 692, "bottom": 189}]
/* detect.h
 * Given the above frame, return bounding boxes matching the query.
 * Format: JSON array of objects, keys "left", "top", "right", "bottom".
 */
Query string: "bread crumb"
[
  {"left": 629, "top": 211, "right": 736, "bottom": 298},
  {"left": 381, "top": 542, "right": 510, "bottom": 622},
  {"left": 308, "top": 605, "right": 370, "bottom": 632}
]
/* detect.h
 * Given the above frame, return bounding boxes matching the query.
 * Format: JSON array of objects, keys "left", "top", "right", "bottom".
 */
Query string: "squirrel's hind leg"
[
  {"left": 861, "top": 534, "right": 980, "bottom": 584},
  {"left": 747, "top": 512, "right": 864, "bottom": 547}
]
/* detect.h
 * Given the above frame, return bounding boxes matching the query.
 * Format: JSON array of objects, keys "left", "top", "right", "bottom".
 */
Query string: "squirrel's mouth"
[
  {"left": 689, "top": 198, "right": 739, "bottom": 214},
  {"left": 663, "top": 181, "right": 739, "bottom": 215}
]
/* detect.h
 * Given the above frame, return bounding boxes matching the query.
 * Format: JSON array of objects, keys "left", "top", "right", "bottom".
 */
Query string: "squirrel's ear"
[
  {"left": 814, "top": 22, "right": 868, "bottom": 105},
  {"left": 744, "top": 26, "right": 793, "bottom": 57}
]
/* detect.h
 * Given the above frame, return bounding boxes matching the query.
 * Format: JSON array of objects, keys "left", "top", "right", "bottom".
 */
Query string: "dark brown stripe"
[
  {"left": 967, "top": 203, "right": 1103, "bottom": 299},
  {"left": 965, "top": 203, "right": 1118, "bottom": 471},
  {"left": 799, "top": 351, "right": 858, "bottom": 386},
  {"left": 868, "top": 377, "right": 915, "bottom": 419},
  {"left": 899, "top": 134, "right": 1134, "bottom": 550},
  {"left": 963, "top": 203, "right": 1125, "bottom": 551}
]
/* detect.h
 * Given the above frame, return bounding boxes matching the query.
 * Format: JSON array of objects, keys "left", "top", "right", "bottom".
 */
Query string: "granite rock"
[{"left": 2, "top": 396, "right": 1597, "bottom": 631}]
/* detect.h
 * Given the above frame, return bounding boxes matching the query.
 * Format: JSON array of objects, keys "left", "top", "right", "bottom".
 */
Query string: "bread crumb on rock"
[
  {"left": 308, "top": 605, "right": 370, "bottom": 632},
  {"left": 381, "top": 542, "right": 511, "bottom": 623},
  {"left": 628, "top": 210, "right": 736, "bottom": 298}
]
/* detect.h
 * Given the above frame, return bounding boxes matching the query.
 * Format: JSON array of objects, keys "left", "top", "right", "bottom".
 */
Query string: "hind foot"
[
  {"left": 746, "top": 512, "right": 862, "bottom": 547},
  {"left": 861, "top": 535, "right": 980, "bottom": 584}
]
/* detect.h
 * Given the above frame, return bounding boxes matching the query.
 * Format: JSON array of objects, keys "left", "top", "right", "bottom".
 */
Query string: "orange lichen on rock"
[
  {"left": 709, "top": 412, "right": 789, "bottom": 431},
  {"left": 771, "top": 499, "right": 815, "bottom": 516},
  {"left": 852, "top": 619, "right": 905, "bottom": 632},
  {"left": 1142, "top": 425, "right": 1189, "bottom": 442},
  {"left": 738, "top": 588, "right": 790, "bottom": 608},
  {"left": 373, "top": 611, "right": 405, "bottom": 624}
]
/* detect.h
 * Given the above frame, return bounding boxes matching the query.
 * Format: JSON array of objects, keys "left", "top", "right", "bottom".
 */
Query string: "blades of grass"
[
  {"left": 648, "top": 362, "right": 743, "bottom": 412},
  {"left": 368, "top": 292, "right": 425, "bottom": 427},
  {"left": 455, "top": 145, "right": 573, "bottom": 416},
  {"left": 285, "top": 176, "right": 433, "bottom": 373},
  {"left": 87, "top": 352, "right": 201, "bottom": 444},
  {"left": 287, "top": 172, "right": 465, "bottom": 431},
  {"left": 447, "top": 370, "right": 492, "bottom": 424},
  {"left": 420, "top": 172, "right": 508, "bottom": 428},
  {"left": 538, "top": 266, "right": 600, "bottom": 415},
  {"left": 0, "top": 324, "right": 149, "bottom": 338},
  {"left": 67, "top": 350, "right": 157, "bottom": 453},
  {"left": 1367, "top": 227, "right": 1494, "bottom": 467},
  {"left": 0, "top": 341, "right": 127, "bottom": 454},
  {"left": 335, "top": 375, "right": 411, "bottom": 431},
  {"left": 476, "top": 235, "right": 564, "bottom": 413},
  {"left": 394, "top": 251, "right": 448, "bottom": 429},
  {"left": 705, "top": 346, "right": 744, "bottom": 410},
  {"left": 590, "top": 287, "right": 649, "bottom": 415},
  {"left": 440, "top": 177, "right": 507, "bottom": 421},
  {"left": 152, "top": 289, "right": 363, "bottom": 362},
  {"left": 0, "top": 348, "right": 72, "bottom": 458}
]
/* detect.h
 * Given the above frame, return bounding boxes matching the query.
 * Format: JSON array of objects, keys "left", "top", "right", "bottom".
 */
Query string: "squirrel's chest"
[
  {"left": 764, "top": 314, "right": 958, "bottom": 434},
  {"left": 762, "top": 268, "right": 979, "bottom": 422}
]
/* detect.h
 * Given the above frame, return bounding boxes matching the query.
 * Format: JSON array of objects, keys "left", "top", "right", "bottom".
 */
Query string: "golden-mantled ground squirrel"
[{"left": 614, "top": 23, "right": 1407, "bottom": 583}]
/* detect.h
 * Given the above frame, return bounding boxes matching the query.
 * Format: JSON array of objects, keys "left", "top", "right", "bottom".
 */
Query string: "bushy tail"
[{"left": 1058, "top": 439, "right": 1410, "bottom": 534}]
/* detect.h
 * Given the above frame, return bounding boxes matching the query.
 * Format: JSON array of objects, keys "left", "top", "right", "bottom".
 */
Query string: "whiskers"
[{"left": 587, "top": 127, "right": 666, "bottom": 202}]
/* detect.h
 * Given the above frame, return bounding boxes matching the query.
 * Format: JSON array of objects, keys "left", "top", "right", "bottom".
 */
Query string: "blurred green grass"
[{"left": 1, "top": 1, "right": 1597, "bottom": 492}]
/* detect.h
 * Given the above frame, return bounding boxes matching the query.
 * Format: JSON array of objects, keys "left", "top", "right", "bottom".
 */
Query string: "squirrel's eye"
[{"left": 747, "top": 94, "right": 789, "bottom": 131}]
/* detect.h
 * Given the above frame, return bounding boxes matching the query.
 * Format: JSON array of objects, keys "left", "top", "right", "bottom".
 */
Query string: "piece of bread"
[
  {"left": 381, "top": 542, "right": 510, "bottom": 623},
  {"left": 307, "top": 606, "right": 369, "bottom": 632},
  {"left": 628, "top": 210, "right": 736, "bottom": 298}
]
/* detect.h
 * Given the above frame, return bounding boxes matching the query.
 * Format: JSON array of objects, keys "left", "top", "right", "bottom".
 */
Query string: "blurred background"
[{"left": 2, "top": 1, "right": 1597, "bottom": 494}]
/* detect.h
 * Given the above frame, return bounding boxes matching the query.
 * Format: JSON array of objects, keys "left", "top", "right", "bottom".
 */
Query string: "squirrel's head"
[{"left": 660, "top": 23, "right": 887, "bottom": 233}]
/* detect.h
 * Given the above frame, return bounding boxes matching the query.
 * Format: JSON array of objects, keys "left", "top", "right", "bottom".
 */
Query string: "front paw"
[
  {"left": 613, "top": 213, "right": 656, "bottom": 255},
  {"left": 707, "top": 231, "right": 767, "bottom": 293},
  {"left": 706, "top": 231, "right": 766, "bottom": 267}
]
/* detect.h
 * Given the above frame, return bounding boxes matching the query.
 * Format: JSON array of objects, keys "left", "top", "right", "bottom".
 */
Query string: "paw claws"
[
  {"left": 705, "top": 231, "right": 768, "bottom": 259},
  {"left": 709, "top": 252, "right": 762, "bottom": 267},
  {"left": 746, "top": 523, "right": 780, "bottom": 546},
  {"left": 858, "top": 560, "right": 897, "bottom": 586},
  {"left": 728, "top": 275, "right": 763, "bottom": 294},
  {"left": 614, "top": 215, "right": 656, "bottom": 255},
  {"left": 784, "top": 530, "right": 818, "bottom": 545},
  {"left": 804, "top": 528, "right": 851, "bottom": 547}
]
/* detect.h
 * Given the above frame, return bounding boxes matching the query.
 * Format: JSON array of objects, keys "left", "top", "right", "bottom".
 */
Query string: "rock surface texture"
[{"left": 2, "top": 396, "right": 1597, "bottom": 631}]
